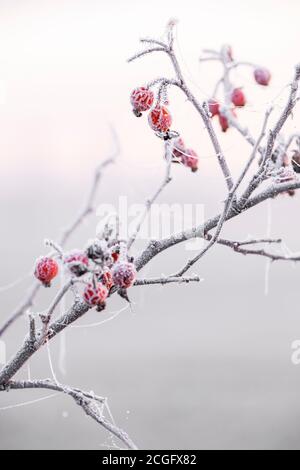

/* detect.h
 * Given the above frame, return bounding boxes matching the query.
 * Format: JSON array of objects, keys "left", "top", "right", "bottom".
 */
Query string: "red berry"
[
  {"left": 218, "top": 113, "right": 229, "bottom": 132},
  {"left": 218, "top": 109, "right": 236, "bottom": 132},
  {"left": 130, "top": 87, "right": 154, "bottom": 116},
  {"left": 83, "top": 282, "right": 108, "bottom": 308},
  {"left": 110, "top": 246, "right": 120, "bottom": 263},
  {"left": 181, "top": 148, "right": 199, "bottom": 172},
  {"left": 254, "top": 68, "right": 271, "bottom": 86},
  {"left": 63, "top": 250, "right": 89, "bottom": 276},
  {"left": 148, "top": 105, "right": 172, "bottom": 133},
  {"left": 34, "top": 257, "right": 59, "bottom": 287},
  {"left": 231, "top": 88, "right": 246, "bottom": 107},
  {"left": 112, "top": 262, "right": 136, "bottom": 289},
  {"left": 208, "top": 99, "right": 220, "bottom": 117},
  {"left": 100, "top": 268, "right": 114, "bottom": 290}
]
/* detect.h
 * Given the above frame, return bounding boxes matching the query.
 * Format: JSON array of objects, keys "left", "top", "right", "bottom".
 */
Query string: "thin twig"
[
  {"left": 231, "top": 238, "right": 282, "bottom": 247},
  {"left": 140, "top": 37, "right": 167, "bottom": 48},
  {"left": 134, "top": 275, "right": 201, "bottom": 286},
  {"left": 128, "top": 47, "right": 166, "bottom": 63},
  {"left": 211, "top": 235, "right": 300, "bottom": 262}
]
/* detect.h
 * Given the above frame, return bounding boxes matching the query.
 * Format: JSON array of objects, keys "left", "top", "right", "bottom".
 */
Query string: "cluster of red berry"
[
  {"left": 34, "top": 240, "right": 136, "bottom": 312},
  {"left": 208, "top": 66, "right": 271, "bottom": 132},
  {"left": 130, "top": 87, "right": 172, "bottom": 133},
  {"left": 130, "top": 87, "right": 199, "bottom": 172}
]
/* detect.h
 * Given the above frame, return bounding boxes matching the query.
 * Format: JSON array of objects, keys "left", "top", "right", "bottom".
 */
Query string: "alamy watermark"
[{"left": 95, "top": 196, "right": 205, "bottom": 251}]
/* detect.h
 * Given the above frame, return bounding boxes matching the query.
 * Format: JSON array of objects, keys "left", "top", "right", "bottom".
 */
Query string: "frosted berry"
[
  {"left": 63, "top": 250, "right": 89, "bottom": 276},
  {"left": 34, "top": 257, "right": 59, "bottom": 287},
  {"left": 110, "top": 245, "right": 120, "bottom": 263},
  {"left": 100, "top": 267, "right": 114, "bottom": 291},
  {"left": 83, "top": 282, "right": 108, "bottom": 309},
  {"left": 218, "top": 109, "right": 236, "bottom": 132},
  {"left": 218, "top": 113, "right": 229, "bottom": 132},
  {"left": 254, "top": 68, "right": 271, "bottom": 86},
  {"left": 181, "top": 148, "right": 199, "bottom": 172},
  {"left": 231, "top": 88, "right": 246, "bottom": 107},
  {"left": 208, "top": 99, "right": 219, "bottom": 117},
  {"left": 148, "top": 105, "right": 172, "bottom": 133},
  {"left": 130, "top": 87, "right": 154, "bottom": 117},
  {"left": 86, "top": 238, "right": 107, "bottom": 261},
  {"left": 112, "top": 262, "right": 137, "bottom": 289}
]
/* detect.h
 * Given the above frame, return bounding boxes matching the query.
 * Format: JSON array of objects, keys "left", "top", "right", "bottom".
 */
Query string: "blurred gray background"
[{"left": 1, "top": 0, "right": 300, "bottom": 450}]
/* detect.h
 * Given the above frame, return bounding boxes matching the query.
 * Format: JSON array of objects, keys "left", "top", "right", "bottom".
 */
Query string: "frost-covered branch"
[
  {"left": 135, "top": 179, "right": 300, "bottom": 273},
  {"left": 1, "top": 379, "right": 137, "bottom": 450},
  {"left": 134, "top": 275, "right": 201, "bottom": 286},
  {"left": 213, "top": 236, "right": 300, "bottom": 262},
  {"left": 0, "top": 299, "right": 89, "bottom": 385}
]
